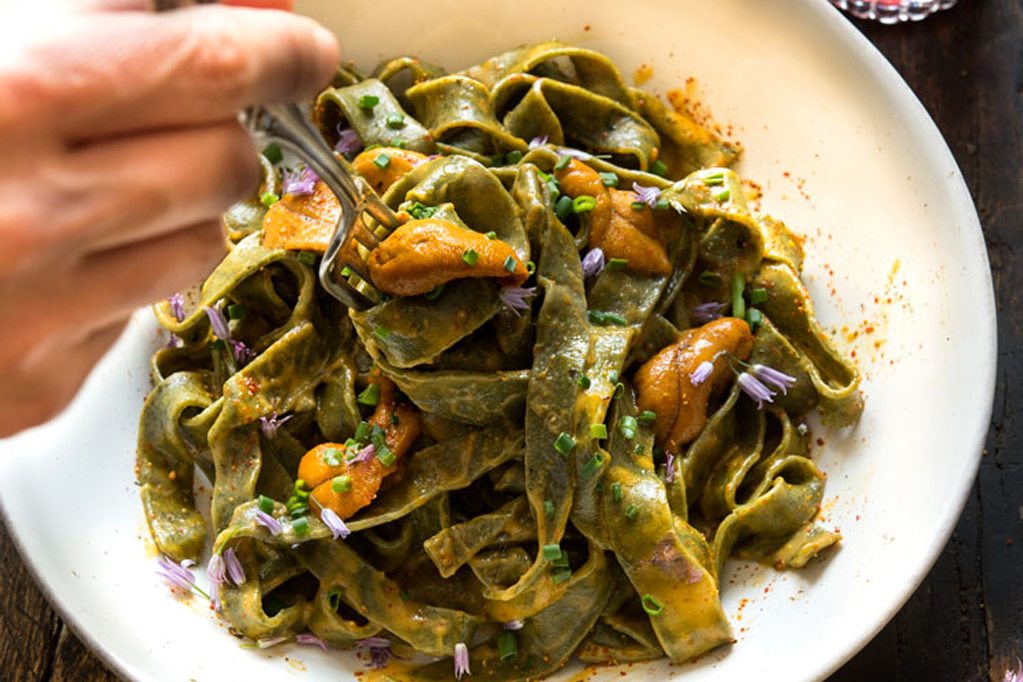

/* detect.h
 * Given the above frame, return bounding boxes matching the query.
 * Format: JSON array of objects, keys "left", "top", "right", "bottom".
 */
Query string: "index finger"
[{"left": 7, "top": 4, "right": 339, "bottom": 141}]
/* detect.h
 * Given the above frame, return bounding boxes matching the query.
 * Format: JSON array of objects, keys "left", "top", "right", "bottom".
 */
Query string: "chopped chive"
[
  {"left": 544, "top": 500, "right": 554, "bottom": 516},
  {"left": 650, "top": 159, "right": 668, "bottom": 177},
  {"left": 340, "top": 265, "right": 353, "bottom": 278},
  {"left": 588, "top": 310, "right": 628, "bottom": 326},
  {"left": 355, "top": 422, "right": 371, "bottom": 441},
  {"left": 637, "top": 410, "right": 657, "bottom": 426},
  {"left": 599, "top": 172, "right": 619, "bottom": 187},
  {"left": 554, "top": 155, "right": 571, "bottom": 171},
  {"left": 291, "top": 516, "right": 310, "bottom": 535},
  {"left": 749, "top": 287, "right": 769, "bottom": 304},
  {"left": 391, "top": 137, "right": 407, "bottom": 148},
  {"left": 462, "top": 249, "right": 479, "bottom": 266},
  {"left": 323, "top": 448, "right": 344, "bottom": 467},
  {"left": 607, "top": 257, "right": 628, "bottom": 269},
  {"left": 641, "top": 593, "right": 664, "bottom": 616},
  {"left": 298, "top": 252, "right": 319, "bottom": 266},
  {"left": 732, "top": 273, "right": 746, "bottom": 320},
  {"left": 699, "top": 271, "right": 723, "bottom": 287},
  {"left": 376, "top": 446, "right": 396, "bottom": 467},
  {"left": 590, "top": 423, "right": 608, "bottom": 439},
  {"left": 503, "top": 255, "right": 517, "bottom": 272},
  {"left": 609, "top": 371, "right": 619, "bottom": 383},
  {"left": 713, "top": 186, "right": 731, "bottom": 202},
  {"left": 424, "top": 284, "right": 445, "bottom": 300},
  {"left": 399, "top": 590, "right": 411, "bottom": 601},
  {"left": 484, "top": 231, "right": 498, "bottom": 239},
  {"left": 373, "top": 153, "right": 391, "bottom": 169},
  {"left": 577, "top": 374, "right": 591, "bottom": 389},
  {"left": 553, "top": 432, "right": 576, "bottom": 456},
  {"left": 226, "top": 303, "right": 247, "bottom": 320},
  {"left": 261, "top": 143, "right": 283, "bottom": 165},
  {"left": 260, "top": 191, "right": 280, "bottom": 207},
  {"left": 551, "top": 568, "right": 572, "bottom": 584},
  {"left": 373, "top": 326, "right": 391, "bottom": 340},
  {"left": 356, "top": 94, "right": 379, "bottom": 109},
  {"left": 580, "top": 454, "right": 603, "bottom": 478},
  {"left": 328, "top": 589, "right": 343, "bottom": 611},
  {"left": 613, "top": 382, "right": 625, "bottom": 398},
  {"left": 625, "top": 503, "right": 639, "bottom": 519},
  {"left": 498, "top": 630, "right": 519, "bottom": 663},
  {"left": 611, "top": 482, "right": 623, "bottom": 502},
  {"left": 386, "top": 113, "right": 405, "bottom": 129},
  {"left": 634, "top": 443, "right": 644, "bottom": 455},
  {"left": 257, "top": 495, "right": 275, "bottom": 514},
  {"left": 703, "top": 170, "right": 725, "bottom": 185},
  {"left": 343, "top": 438, "right": 361, "bottom": 452},
  {"left": 552, "top": 551, "right": 570, "bottom": 568},
  {"left": 554, "top": 195, "right": 574, "bottom": 221},
  {"left": 542, "top": 544, "right": 563, "bottom": 561},
  {"left": 655, "top": 198, "right": 671, "bottom": 210},
  {"left": 547, "top": 178, "right": 561, "bottom": 201},
  {"left": 491, "top": 154, "right": 505, "bottom": 166},
  {"left": 619, "top": 415, "right": 638, "bottom": 440},
  {"left": 407, "top": 202, "right": 437, "bottom": 219},
  {"left": 631, "top": 201, "right": 647, "bottom": 210},
  {"left": 526, "top": 261, "right": 536, "bottom": 275},
  {"left": 332, "top": 475, "right": 352, "bottom": 493},
  {"left": 747, "top": 308, "right": 764, "bottom": 331},
  {"left": 357, "top": 383, "right": 380, "bottom": 406},
  {"left": 572, "top": 195, "right": 597, "bottom": 213},
  {"left": 505, "top": 150, "right": 523, "bottom": 164}
]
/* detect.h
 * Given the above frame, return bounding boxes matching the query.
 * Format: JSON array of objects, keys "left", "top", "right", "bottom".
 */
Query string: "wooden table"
[{"left": 1, "top": 3, "right": 1019, "bottom": 680}]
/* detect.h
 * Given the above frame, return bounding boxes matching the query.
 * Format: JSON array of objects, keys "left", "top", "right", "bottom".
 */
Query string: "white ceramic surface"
[{"left": 0, "top": 1, "right": 995, "bottom": 680}]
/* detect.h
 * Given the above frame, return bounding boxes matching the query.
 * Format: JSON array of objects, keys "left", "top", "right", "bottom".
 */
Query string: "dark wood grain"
[{"left": 0, "top": 2, "right": 1019, "bottom": 680}]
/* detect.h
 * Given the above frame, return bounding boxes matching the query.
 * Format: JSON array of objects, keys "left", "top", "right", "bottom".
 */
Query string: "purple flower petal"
[
  {"left": 320, "top": 508, "right": 351, "bottom": 540},
  {"left": 223, "top": 547, "right": 246, "bottom": 586},
  {"left": 737, "top": 372, "right": 775, "bottom": 409},
  {"left": 454, "top": 642, "right": 471, "bottom": 680},
  {"left": 335, "top": 126, "right": 363, "bottom": 157},
  {"left": 283, "top": 166, "right": 318, "bottom": 196},
  {"left": 357, "top": 637, "right": 393, "bottom": 649},
  {"left": 257, "top": 636, "right": 288, "bottom": 649},
  {"left": 664, "top": 452, "right": 676, "bottom": 483},
  {"left": 751, "top": 364, "right": 796, "bottom": 395},
  {"left": 168, "top": 293, "right": 185, "bottom": 322},
  {"left": 207, "top": 553, "right": 226, "bottom": 585},
  {"left": 689, "top": 361, "right": 714, "bottom": 386},
  {"left": 357, "top": 638, "right": 393, "bottom": 669},
  {"left": 499, "top": 285, "right": 537, "bottom": 317},
  {"left": 230, "top": 340, "right": 254, "bottom": 365},
  {"left": 156, "top": 554, "right": 196, "bottom": 592},
  {"left": 528, "top": 135, "right": 549, "bottom": 150},
  {"left": 559, "top": 147, "right": 592, "bottom": 160},
  {"left": 350, "top": 442, "right": 376, "bottom": 465},
  {"left": 690, "top": 301, "right": 726, "bottom": 324},
  {"left": 1003, "top": 660, "right": 1022, "bottom": 682},
  {"left": 204, "top": 305, "right": 230, "bottom": 341},
  {"left": 259, "top": 412, "right": 292, "bottom": 439},
  {"left": 632, "top": 182, "right": 662, "bottom": 208},
  {"left": 210, "top": 580, "right": 220, "bottom": 611},
  {"left": 254, "top": 510, "right": 283, "bottom": 536},
  {"left": 296, "top": 632, "right": 329, "bottom": 652},
  {"left": 503, "top": 620, "right": 524, "bottom": 631},
  {"left": 581, "top": 247, "right": 605, "bottom": 278}
]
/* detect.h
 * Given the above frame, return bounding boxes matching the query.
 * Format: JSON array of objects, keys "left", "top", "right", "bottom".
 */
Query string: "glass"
[{"left": 830, "top": 0, "right": 958, "bottom": 23}]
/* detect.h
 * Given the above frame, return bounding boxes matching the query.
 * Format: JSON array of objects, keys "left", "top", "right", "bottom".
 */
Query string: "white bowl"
[{"left": 0, "top": 0, "right": 995, "bottom": 680}]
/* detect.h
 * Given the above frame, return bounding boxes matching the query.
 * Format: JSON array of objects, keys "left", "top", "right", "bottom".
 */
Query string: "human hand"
[{"left": 0, "top": 0, "right": 339, "bottom": 437}]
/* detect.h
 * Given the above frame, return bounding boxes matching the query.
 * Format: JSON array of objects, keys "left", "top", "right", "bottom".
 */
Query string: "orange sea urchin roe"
[
  {"left": 635, "top": 317, "right": 754, "bottom": 454},
  {"left": 298, "top": 375, "right": 421, "bottom": 520},
  {"left": 555, "top": 159, "right": 672, "bottom": 276},
  {"left": 367, "top": 218, "right": 528, "bottom": 297},
  {"left": 352, "top": 147, "right": 428, "bottom": 195},
  {"left": 261, "top": 180, "right": 340, "bottom": 253}
]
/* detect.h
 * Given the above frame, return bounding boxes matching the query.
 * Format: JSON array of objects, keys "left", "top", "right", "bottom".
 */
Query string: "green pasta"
[{"left": 138, "top": 41, "right": 862, "bottom": 679}]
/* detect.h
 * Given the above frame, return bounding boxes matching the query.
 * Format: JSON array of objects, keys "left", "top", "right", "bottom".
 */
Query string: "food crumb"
[{"left": 633, "top": 63, "right": 654, "bottom": 85}]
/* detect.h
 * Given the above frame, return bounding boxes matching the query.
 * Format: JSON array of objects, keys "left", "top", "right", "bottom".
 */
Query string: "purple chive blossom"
[
  {"left": 283, "top": 166, "right": 319, "bottom": 196},
  {"left": 204, "top": 305, "right": 230, "bottom": 340},
  {"left": 223, "top": 547, "right": 246, "bottom": 585},
  {"left": 751, "top": 364, "right": 797, "bottom": 395},
  {"left": 454, "top": 642, "right": 471, "bottom": 680},
  {"left": 335, "top": 126, "right": 363, "bottom": 157},
  {"left": 320, "top": 508, "right": 351, "bottom": 540},
  {"left": 259, "top": 412, "right": 292, "bottom": 439},
  {"left": 1004, "top": 660, "right": 1022, "bottom": 682},
  {"left": 690, "top": 301, "right": 726, "bottom": 324},
  {"left": 689, "top": 360, "right": 714, "bottom": 386},
  {"left": 254, "top": 510, "right": 283, "bottom": 536},
  {"left": 357, "top": 638, "right": 393, "bottom": 669},
  {"left": 207, "top": 553, "right": 226, "bottom": 585},
  {"left": 632, "top": 182, "right": 662, "bottom": 208},
  {"left": 737, "top": 372, "right": 776, "bottom": 409},
  {"left": 257, "top": 636, "right": 289, "bottom": 649},
  {"left": 503, "top": 620, "right": 524, "bottom": 631},
  {"left": 156, "top": 555, "right": 197, "bottom": 593},
  {"left": 664, "top": 452, "right": 676, "bottom": 483},
  {"left": 296, "top": 632, "right": 329, "bottom": 652},
  {"left": 350, "top": 442, "right": 376, "bottom": 465},
  {"left": 168, "top": 293, "right": 185, "bottom": 322},
  {"left": 230, "top": 340, "right": 254, "bottom": 365},
  {"left": 559, "top": 147, "right": 592, "bottom": 160},
  {"left": 581, "top": 247, "right": 606, "bottom": 278},
  {"left": 499, "top": 285, "right": 537, "bottom": 316},
  {"left": 528, "top": 134, "right": 549, "bottom": 150}
]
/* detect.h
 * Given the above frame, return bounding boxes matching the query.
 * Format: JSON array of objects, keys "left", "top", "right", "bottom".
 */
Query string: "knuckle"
[{"left": 185, "top": 21, "right": 254, "bottom": 105}]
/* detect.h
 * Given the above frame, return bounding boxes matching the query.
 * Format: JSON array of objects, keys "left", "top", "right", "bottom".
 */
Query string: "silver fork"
[{"left": 156, "top": 0, "right": 400, "bottom": 310}]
